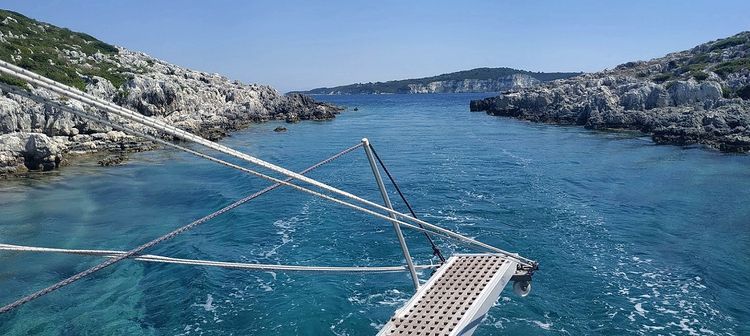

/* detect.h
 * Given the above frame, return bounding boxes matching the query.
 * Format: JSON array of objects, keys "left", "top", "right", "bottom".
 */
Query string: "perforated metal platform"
[{"left": 378, "top": 254, "right": 517, "bottom": 336}]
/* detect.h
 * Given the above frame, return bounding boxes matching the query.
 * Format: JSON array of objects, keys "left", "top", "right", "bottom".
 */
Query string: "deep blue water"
[{"left": 0, "top": 93, "right": 749, "bottom": 335}]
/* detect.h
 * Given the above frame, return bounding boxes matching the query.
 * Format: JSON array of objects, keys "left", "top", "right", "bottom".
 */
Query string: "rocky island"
[
  {"left": 0, "top": 9, "right": 341, "bottom": 176},
  {"left": 470, "top": 32, "right": 750, "bottom": 152},
  {"left": 295, "top": 68, "right": 581, "bottom": 95}
]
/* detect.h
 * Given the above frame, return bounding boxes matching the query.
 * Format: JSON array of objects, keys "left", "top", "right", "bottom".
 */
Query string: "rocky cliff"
[
  {"left": 0, "top": 9, "right": 341, "bottom": 176},
  {"left": 407, "top": 74, "right": 540, "bottom": 93},
  {"left": 296, "top": 68, "right": 581, "bottom": 95},
  {"left": 470, "top": 32, "right": 750, "bottom": 152}
]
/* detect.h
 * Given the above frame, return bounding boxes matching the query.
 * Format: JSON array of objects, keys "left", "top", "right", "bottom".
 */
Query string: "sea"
[{"left": 0, "top": 93, "right": 748, "bottom": 335}]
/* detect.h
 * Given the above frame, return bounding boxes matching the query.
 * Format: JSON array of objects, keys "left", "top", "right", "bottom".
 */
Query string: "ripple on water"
[{"left": 1, "top": 93, "right": 748, "bottom": 335}]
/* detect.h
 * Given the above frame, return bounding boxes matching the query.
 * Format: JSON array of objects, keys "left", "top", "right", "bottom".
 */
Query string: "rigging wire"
[
  {"left": 0, "top": 60, "right": 538, "bottom": 267},
  {"left": 369, "top": 145, "right": 446, "bottom": 263},
  {"left": 0, "top": 82, "right": 530, "bottom": 266},
  {"left": 0, "top": 91, "right": 363, "bottom": 313},
  {"left": 0, "top": 67, "right": 537, "bottom": 313},
  {"left": 0, "top": 244, "right": 440, "bottom": 273}
]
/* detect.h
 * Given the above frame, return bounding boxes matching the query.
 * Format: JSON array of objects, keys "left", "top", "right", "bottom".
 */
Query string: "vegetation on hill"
[
  {"left": 0, "top": 9, "right": 128, "bottom": 90},
  {"left": 614, "top": 32, "right": 750, "bottom": 98},
  {"left": 297, "top": 67, "right": 582, "bottom": 94},
  {"left": 471, "top": 31, "right": 750, "bottom": 152},
  {"left": 0, "top": 8, "right": 344, "bottom": 175}
]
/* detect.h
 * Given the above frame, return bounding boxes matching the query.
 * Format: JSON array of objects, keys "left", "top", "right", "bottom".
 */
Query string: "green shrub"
[
  {"left": 691, "top": 71, "right": 709, "bottom": 80},
  {"left": 16, "top": 55, "right": 87, "bottom": 90},
  {"left": 713, "top": 58, "right": 750, "bottom": 78},
  {"left": 709, "top": 36, "right": 748, "bottom": 51},
  {"left": 0, "top": 73, "right": 27, "bottom": 88},
  {"left": 653, "top": 73, "right": 672, "bottom": 83},
  {"left": 685, "top": 63, "right": 708, "bottom": 72},
  {"left": 737, "top": 85, "right": 750, "bottom": 100},
  {"left": 722, "top": 86, "right": 734, "bottom": 98},
  {"left": 80, "top": 67, "right": 130, "bottom": 89},
  {"left": 688, "top": 54, "right": 710, "bottom": 64},
  {"left": 0, "top": 9, "right": 127, "bottom": 90}
]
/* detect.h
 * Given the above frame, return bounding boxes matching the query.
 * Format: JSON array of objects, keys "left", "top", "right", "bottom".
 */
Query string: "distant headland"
[{"left": 292, "top": 68, "right": 582, "bottom": 95}]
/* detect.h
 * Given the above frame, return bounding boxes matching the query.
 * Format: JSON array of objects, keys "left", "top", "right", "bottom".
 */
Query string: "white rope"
[
  {"left": 0, "top": 82, "right": 535, "bottom": 267},
  {"left": 0, "top": 60, "right": 536, "bottom": 267},
  {"left": 0, "top": 83, "right": 491, "bottom": 257},
  {"left": 0, "top": 244, "right": 439, "bottom": 273}
]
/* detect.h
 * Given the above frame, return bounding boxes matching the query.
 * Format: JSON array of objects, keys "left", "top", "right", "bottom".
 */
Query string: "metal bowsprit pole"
[{"left": 362, "top": 138, "right": 420, "bottom": 290}]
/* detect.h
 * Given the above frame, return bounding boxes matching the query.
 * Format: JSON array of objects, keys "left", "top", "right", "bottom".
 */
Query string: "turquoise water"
[{"left": 1, "top": 93, "right": 749, "bottom": 335}]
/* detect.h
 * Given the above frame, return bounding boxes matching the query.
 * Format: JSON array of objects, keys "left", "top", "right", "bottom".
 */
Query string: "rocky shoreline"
[
  {"left": 470, "top": 32, "right": 750, "bottom": 153},
  {"left": 0, "top": 48, "right": 342, "bottom": 177},
  {"left": 0, "top": 9, "right": 346, "bottom": 177}
]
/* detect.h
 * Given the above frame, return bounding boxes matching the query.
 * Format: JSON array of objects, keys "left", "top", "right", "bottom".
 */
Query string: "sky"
[{"left": 2, "top": 0, "right": 749, "bottom": 92}]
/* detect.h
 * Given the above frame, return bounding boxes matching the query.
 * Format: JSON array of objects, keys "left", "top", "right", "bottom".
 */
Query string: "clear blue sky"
[{"left": 3, "top": 0, "right": 749, "bottom": 92}]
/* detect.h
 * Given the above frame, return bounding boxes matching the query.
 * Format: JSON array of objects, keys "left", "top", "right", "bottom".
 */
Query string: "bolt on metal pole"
[{"left": 362, "top": 138, "right": 420, "bottom": 290}]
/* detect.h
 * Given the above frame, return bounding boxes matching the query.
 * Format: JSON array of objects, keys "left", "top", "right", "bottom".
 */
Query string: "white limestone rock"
[{"left": 0, "top": 46, "right": 341, "bottom": 176}]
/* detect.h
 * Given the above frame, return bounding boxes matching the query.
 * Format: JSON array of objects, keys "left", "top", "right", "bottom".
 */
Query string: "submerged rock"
[
  {"left": 98, "top": 154, "right": 127, "bottom": 167},
  {"left": 273, "top": 126, "right": 287, "bottom": 132}
]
